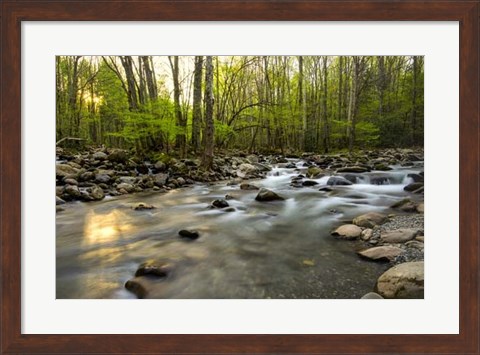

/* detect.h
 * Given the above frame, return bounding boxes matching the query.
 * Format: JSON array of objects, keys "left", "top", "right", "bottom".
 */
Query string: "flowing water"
[{"left": 56, "top": 160, "right": 424, "bottom": 299}]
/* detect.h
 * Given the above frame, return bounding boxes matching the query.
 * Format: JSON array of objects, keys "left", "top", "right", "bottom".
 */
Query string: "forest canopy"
[{"left": 56, "top": 55, "right": 424, "bottom": 162}]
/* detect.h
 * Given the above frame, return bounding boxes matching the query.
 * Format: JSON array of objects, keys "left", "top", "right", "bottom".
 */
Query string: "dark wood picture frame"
[{"left": 1, "top": 1, "right": 478, "bottom": 354}]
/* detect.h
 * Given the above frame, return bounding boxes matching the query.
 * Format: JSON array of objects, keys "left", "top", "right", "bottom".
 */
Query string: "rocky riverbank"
[
  {"left": 56, "top": 146, "right": 423, "bottom": 205},
  {"left": 331, "top": 205, "right": 424, "bottom": 299}
]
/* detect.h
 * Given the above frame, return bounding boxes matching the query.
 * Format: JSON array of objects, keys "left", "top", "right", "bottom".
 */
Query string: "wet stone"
[{"left": 179, "top": 230, "right": 200, "bottom": 240}]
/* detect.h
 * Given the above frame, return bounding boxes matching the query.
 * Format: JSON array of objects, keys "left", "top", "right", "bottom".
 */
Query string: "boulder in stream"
[
  {"left": 125, "top": 278, "right": 151, "bottom": 299},
  {"left": 117, "top": 182, "right": 135, "bottom": 193},
  {"left": 375, "top": 261, "right": 424, "bottom": 298},
  {"left": 88, "top": 185, "right": 105, "bottom": 201},
  {"left": 135, "top": 260, "right": 172, "bottom": 278},
  {"left": 353, "top": 212, "right": 387, "bottom": 228},
  {"left": 255, "top": 188, "right": 285, "bottom": 202},
  {"left": 336, "top": 166, "right": 369, "bottom": 173},
  {"left": 391, "top": 198, "right": 418, "bottom": 212},
  {"left": 92, "top": 151, "right": 108, "bottom": 160},
  {"left": 307, "top": 166, "right": 323, "bottom": 179},
  {"left": 56, "top": 164, "right": 79, "bottom": 179},
  {"left": 302, "top": 180, "right": 319, "bottom": 187},
  {"left": 56, "top": 196, "right": 66, "bottom": 205},
  {"left": 331, "top": 224, "right": 362, "bottom": 239},
  {"left": 381, "top": 228, "right": 418, "bottom": 243},
  {"left": 240, "top": 182, "right": 259, "bottom": 190},
  {"left": 404, "top": 182, "right": 424, "bottom": 192},
  {"left": 357, "top": 246, "right": 404, "bottom": 261},
  {"left": 179, "top": 230, "right": 200, "bottom": 240},
  {"left": 154, "top": 173, "right": 169, "bottom": 187},
  {"left": 133, "top": 202, "right": 156, "bottom": 211},
  {"left": 212, "top": 199, "right": 229, "bottom": 208},
  {"left": 327, "top": 176, "right": 352, "bottom": 186}
]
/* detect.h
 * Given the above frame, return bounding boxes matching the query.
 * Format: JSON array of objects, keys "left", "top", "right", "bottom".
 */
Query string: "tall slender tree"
[
  {"left": 192, "top": 56, "right": 203, "bottom": 152},
  {"left": 202, "top": 56, "right": 215, "bottom": 169}
]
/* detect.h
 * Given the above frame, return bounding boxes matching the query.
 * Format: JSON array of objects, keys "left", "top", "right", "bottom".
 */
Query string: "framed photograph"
[{"left": 1, "top": 1, "right": 478, "bottom": 354}]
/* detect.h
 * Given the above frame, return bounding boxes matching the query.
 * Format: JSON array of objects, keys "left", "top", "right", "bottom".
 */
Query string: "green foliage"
[
  {"left": 56, "top": 55, "right": 424, "bottom": 154},
  {"left": 355, "top": 121, "right": 380, "bottom": 147}
]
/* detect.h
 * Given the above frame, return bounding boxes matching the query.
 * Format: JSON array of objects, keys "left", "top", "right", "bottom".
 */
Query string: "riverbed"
[{"left": 56, "top": 160, "right": 423, "bottom": 299}]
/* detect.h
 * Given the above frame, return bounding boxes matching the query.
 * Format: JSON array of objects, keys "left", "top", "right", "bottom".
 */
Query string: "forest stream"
[{"left": 56, "top": 159, "right": 424, "bottom": 299}]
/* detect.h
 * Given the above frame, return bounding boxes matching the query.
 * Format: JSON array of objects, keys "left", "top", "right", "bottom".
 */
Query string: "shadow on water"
[{"left": 56, "top": 161, "right": 423, "bottom": 299}]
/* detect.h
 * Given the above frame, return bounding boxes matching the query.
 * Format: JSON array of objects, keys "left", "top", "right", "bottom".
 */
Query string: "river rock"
[
  {"left": 179, "top": 229, "right": 200, "bottom": 240},
  {"left": 357, "top": 246, "right": 404, "bottom": 261},
  {"left": 353, "top": 212, "right": 387, "bottom": 228},
  {"left": 133, "top": 202, "right": 156, "bottom": 210},
  {"left": 405, "top": 240, "right": 424, "bottom": 250},
  {"left": 373, "top": 163, "right": 392, "bottom": 171},
  {"left": 56, "top": 164, "right": 79, "bottom": 178},
  {"left": 255, "top": 188, "right": 285, "bottom": 202},
  {"left": 95, "top": 173, "right": 111, "bottom": 184},
  {"left": 331, "top": 224, "right": 362, "bottom": 239},
  {"left": 236, "top": 163, "right": 258, "bottom": 178},
  {"left": 154, "top": 173, "right": 169, "bottom": 187},
  {"left": 416, "top": 203, "right": 424, "bottom": 213},
  {"left": 177, "top": 177, "right": 186, "bottom": 186},
  {"left": 117, "top": 182, "right": 135, "bottom": 193},
  {"left": 240, "top": 182, "right": 259, "bottom": 190},
  {"left": 64, "top": 184, "right": 81, "bottom": 199},
  {"left": 125, "top": 278, "right": 149, "bottom": 298},
  {"left": 135, "top": 260, "right": 171, "bottom": 278},
  {"left": 361, "top": 292, "right": 384, "bottom": 299},
  {"left": 307, "top": 166, "right": 323, "bottom": 178},
  {"left": 253, "top": 162, "right": 272, "bottom": 172},
  {"left": 391, "top": 198, "right": 417, "bottom": 212},
  {"left": 327, "top": 176, "right": 352, "bottom": 186},
  {"left": 108, "top": 149, "right": 128, "bottom": 163},
  {"left": 79, "top": 171, "right": 95, "bottom": 182},
  {"left": 153, "top": 161, "right": 166, "bottom": 172},
  {"left": 64, "top": 178, "right": 78, "bottom": 186},
  {"left": 212, "top": 199, "right": 229, "bottom": 208},
  {"left": 56, "top": 196, "right": 66, "bottom": 205},
  {"left": 337, "top": 166, "right": 369, "bottom": 173},
  {"left": 119, "top": 176, "right": 136, "bottom": 184},
  {"left": 381, "top": 228, "right": 418, "bottom": 243},
  {"left": 404, "top": 182, "right": 424, "bottom": 192},
  {"left": 319, "top": 187, "right": 333, "bottom": 192},
  {"left": 407, "top": 173, "right": 424, "bottom": 183},
  {"left": 88, "top": 185, "right": 105, "bottom": 200},
  {"left": 92, "top": 151, "right": 108, "bottom": 160},
  {"left": 376, "top": 261, "right": 424, "bottom": 298},
  {"left": 246, "top": 155, "right": 259, "bottom": 163},
  {"left": 302, "top": 180, "right": 319, "bottom": 187},
  {"left": 361, "top": 228, "right": 373, "bottom": 241}
]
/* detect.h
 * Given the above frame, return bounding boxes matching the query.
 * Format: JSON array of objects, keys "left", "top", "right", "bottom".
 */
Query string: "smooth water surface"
[{"left": 56, "top": 161, "right": 423, "bottom": 299}]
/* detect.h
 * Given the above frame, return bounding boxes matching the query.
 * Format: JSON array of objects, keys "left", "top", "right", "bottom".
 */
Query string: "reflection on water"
[
  {"left": 56, "top": 161, "right": 424, "bottom": 299},
  {"left": 83, "top": 210, "right": 134, "bottom": 245}
]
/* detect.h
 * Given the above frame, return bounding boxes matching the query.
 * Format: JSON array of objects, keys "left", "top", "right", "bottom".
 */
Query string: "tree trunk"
[
  {"left": 119, "top": 56, "right": 139, "bottom": 111},
  {"left": 137, "top": 56, "right": 147, "bottom": 105},
  {"left": 142, "top": 56, "right": 157, "bottom": 101},
  {"left": 347, "top": 57, "right": 359, "bottom": 153},
  {"left": 168, "top": 56, "right": 186, "bottom": 156},
  {"left": 202, "top": 56, "right": 215, "bottom": 169},
  {"left": 298, "top": 56, "right": 308, "bottom": 151},
  {"left": 192, "top": 56, "right": 203, "bottom": 152},
  {"left": 410, "top": 56, "right": 418, "bottom": 145},
  {"left": 322, "top": 56, "right": 329, "bottom": 153}
]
